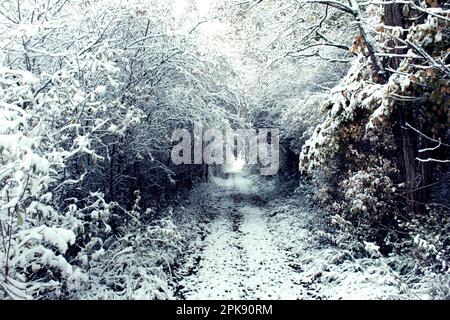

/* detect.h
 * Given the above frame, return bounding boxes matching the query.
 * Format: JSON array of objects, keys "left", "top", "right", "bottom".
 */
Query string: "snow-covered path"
[
  {"left": 175, "top": 173, "right": 305, "bottom": 299},
  {"left": 173, "top": 171, "right": 424, "bottom": 300}
]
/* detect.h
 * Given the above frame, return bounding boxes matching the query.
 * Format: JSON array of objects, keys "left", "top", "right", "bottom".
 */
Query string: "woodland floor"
[
  {"left": 175, "top": 174, "right": 305, "bottom": 299},
  {"left": 170, "top": 171, "right": 437, "bottom": 300}
]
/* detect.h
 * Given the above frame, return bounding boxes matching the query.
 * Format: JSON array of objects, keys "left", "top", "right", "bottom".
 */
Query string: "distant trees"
[{"left": 221, "top": 0, "right": 352, "bottom": 177}]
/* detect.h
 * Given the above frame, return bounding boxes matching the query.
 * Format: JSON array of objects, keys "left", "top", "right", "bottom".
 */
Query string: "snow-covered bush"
[
  {"left": 398, "top": 206, "right": 450, "bottom": 274},
  {"left": 299, "top": 2, "right": 449, "bottom": 264},
  {"left": 299, "top": 57, "right": 399, "bottom": 230},
  {"left": 74, "top": 207, "right": 182, "bottom": 300},
  {"left": 0, "top": 68, "right": 82, "bottom": 298}
]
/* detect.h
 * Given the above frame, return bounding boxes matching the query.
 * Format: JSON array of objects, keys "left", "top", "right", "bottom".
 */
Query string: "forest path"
[{"left": 174, "top": 172, "right": 305, "bottom": 299}]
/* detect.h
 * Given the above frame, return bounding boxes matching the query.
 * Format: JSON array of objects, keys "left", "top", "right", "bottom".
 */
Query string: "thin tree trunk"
[
  {"left": 400, "top": 110, "right": 418, "bottom": 213},
  {"left": 109, "top": 144, "right": 116, "bottom": 202}
]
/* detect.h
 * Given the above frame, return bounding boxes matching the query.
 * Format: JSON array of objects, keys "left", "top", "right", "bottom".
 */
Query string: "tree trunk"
[
  {"left": 384, "top": 3, "right": 420, "bottom": 214},
  {"left": 384, "top": 2, "right": 404, "bottom": 69},
  {"left": 419, "top": 149, "right": 432, "bottom": 206},
  {"left": 399, "top": 105, "right": 418, "bottom": 213}
]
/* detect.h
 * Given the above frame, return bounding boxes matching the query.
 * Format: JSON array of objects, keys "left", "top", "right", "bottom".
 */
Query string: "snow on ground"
[
  {"left": 264, "top": 197, "right": 407, "bottom": 300},
  {"left": 175, "top": 173, "right": 304, "bottom": 299},
  {"left": 210, "top": 175, "right": 253, "bottom": 194},
  {"left": 173, "top": 171, "right": 448, "bottom": 300}
]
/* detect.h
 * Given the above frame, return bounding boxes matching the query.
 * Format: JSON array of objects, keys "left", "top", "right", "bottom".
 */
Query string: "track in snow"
[{"left": 175, "top": 173, "right": 305, "bottom": 300}]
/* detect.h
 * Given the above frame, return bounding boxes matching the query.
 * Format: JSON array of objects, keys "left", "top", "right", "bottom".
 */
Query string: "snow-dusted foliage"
[
  {"left": 236, "top": 0, "right": 352, "bottom": 134},
  {"left": 298, "top": 1, "right": 449, "bottom": 273},
  {"left": 0, "top": 0, "right": 241, "bottom": 299},
  {"left": 0, "top": 66, "right": 90, "bottom": 299},
  {"left": 75, "top": 207, "right": 182, "bottom": 299},
  {"left": 266, "top": 195, "right": 420, "bottom": 299}
]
